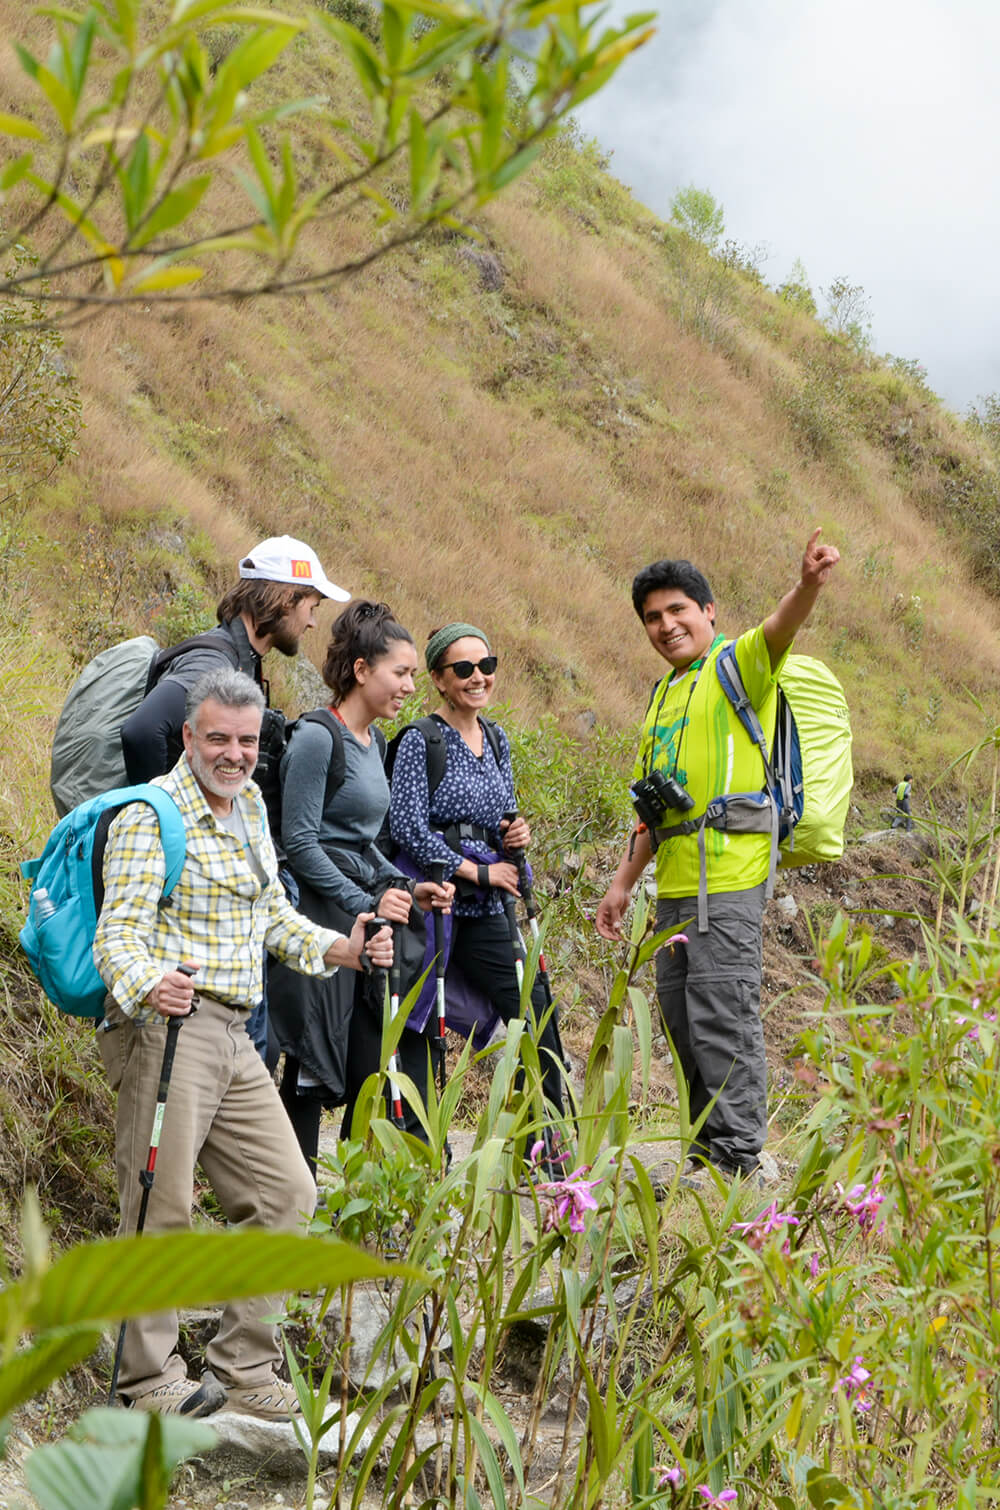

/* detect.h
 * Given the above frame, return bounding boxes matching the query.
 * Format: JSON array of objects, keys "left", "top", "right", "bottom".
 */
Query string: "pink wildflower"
[
  {"left": 697, "top": 1487, "right": 737, "bottom": 1507},
  {"left": 528, "top": 1140, "right": 546, "bottom": 1166},
  {"left": 836, "top": 1355, "right": 873, "bottom": 1412},
  {"left": 535, "top": 1166, "right": 601, "bottom": 1233},
  {"left": 809, "top": 1252, "right": 821, "bottom": 1278},
  {"left": 657, "top": 1465, "right": 684, "bottom": 1489},
  {"left": 837, "top": 1173, "right": 886, "bottom": 1231},
  {"left": 731, "top": 1200, "right": 800, "bottom": 1252}
]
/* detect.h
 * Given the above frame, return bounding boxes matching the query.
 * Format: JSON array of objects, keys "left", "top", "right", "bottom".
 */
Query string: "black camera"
[{"left": 630, "top": 769, "right": 695, "bottom": 830}]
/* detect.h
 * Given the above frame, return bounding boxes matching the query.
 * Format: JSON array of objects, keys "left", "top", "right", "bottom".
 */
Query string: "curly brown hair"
[{"left": 322, "top": 601, "right": 414, "bottom": 701}]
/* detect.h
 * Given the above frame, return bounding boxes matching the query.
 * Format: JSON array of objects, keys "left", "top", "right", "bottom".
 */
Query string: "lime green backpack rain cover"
[{"left": 773, "top": 653, "right": 853, "bottom": 867}]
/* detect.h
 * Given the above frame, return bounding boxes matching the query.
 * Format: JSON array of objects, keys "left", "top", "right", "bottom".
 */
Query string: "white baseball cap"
[{"left": 239, "top": 535, "right": 350, "bottom": 602}]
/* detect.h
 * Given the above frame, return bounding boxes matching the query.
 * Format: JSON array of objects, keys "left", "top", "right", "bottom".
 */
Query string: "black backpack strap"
[
  {"left": 385, "top": 716, "right": 447, "bottom": 796},
  {"left": 296, "top": 709, "right": 347, "bottom": 810},
  {"left": 145, "top": 629, "right": 241, "bottom": 696},
  {"left": 480, "top": 717, "right": 503, "bottom": 768}
]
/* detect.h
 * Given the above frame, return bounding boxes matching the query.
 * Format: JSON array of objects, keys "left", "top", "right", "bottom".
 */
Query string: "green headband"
[{"left": 426, "top": 622, "right": 491, "bottom": 671}]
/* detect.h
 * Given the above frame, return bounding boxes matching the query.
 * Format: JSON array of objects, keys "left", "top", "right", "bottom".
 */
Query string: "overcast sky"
[{"left": 578, "top": 0, "right": 1000, "bottom": 413}]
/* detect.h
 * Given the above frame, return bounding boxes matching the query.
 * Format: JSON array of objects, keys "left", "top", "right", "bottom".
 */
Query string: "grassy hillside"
[{"left": 1, "top": 2, "right": 999, "bottom": 793}]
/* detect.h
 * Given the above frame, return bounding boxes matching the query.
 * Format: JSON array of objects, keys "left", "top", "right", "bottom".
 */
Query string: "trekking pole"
[
  {"left": 368, "top": 916, "right": 406, "bottom": 1129},
  {"left": 503, "top": 811, "right": 570, "bottom": 1161},
  {"left": 502, "top": 809, "right": 555, "bottom": 1013},
  {"left": 427, "top": 860, "right": 448, "bottom": 1098},
  {"left": 108, "top": 962, "right": 199, "bottom": 1406}
]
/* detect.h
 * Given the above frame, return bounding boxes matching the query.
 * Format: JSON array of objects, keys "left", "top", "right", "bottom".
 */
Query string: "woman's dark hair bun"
[{"left": 323, "top": 600, "right": 414, "bottom": 700}]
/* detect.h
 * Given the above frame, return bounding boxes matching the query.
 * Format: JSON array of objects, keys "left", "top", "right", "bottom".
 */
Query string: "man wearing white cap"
[
  {"left": 122, "top": 535, "right": 348, "bottom": 788},
  {"left": 120, "top": 535, "right": 349, "bottom": 1057}
]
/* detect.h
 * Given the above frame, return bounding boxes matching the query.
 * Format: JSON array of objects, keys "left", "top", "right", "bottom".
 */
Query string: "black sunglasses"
[{"left": 441, "top": 656, "right": 498, "bottom": 678}]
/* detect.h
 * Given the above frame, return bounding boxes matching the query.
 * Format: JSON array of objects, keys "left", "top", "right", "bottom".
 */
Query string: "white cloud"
[{"left": 579, "top": 0, "right": 1000, "bottom": 406}]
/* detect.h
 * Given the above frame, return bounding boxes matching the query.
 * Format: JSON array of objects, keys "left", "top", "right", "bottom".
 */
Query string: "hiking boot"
[
  {"left": 680, "top": 1159, "right": 767, "bottom": 1192},
  {"left": 223, "top": 1375, "right": 302, "bottom": 1421},
  {"left": 127, "top": 1372, "right": 226, "bottom": 1418}
]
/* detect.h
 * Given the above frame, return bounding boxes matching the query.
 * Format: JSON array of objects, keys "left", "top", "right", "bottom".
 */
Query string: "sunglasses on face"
[{"left": 441, "top": 656, "right": 498, "bottom": 679}]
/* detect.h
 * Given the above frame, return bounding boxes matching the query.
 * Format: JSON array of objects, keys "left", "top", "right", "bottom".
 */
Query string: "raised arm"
[{"left": 762, "top": 528, "right": 841, "bottom": 670}]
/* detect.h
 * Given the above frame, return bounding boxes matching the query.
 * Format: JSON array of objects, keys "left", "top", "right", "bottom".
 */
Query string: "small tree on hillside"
[
  {"left": 823, "top": 275, "right": 873, "bottom": 350},
  {"left": 669, "top": 184, "right": 725, "bottom": 250},
  {"left": 777, "top": 258, "right": 817, "bottom": 316},
  {"left": 968, "top": 393, "right": 1000, "bottom": 457}
]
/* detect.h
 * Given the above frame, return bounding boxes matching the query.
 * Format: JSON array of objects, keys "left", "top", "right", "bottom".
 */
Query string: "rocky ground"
[{"left": 0, "top": 829, "right": 931, "bottom": 1509}]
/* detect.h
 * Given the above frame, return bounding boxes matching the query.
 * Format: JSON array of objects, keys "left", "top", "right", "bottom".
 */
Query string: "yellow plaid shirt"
[{"left": 94, "top": 755, "right": 340, "bottom": 1021}]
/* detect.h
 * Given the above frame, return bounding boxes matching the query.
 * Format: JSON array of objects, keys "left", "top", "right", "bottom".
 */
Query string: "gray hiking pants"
[{"left": 655, "top": 885, "right": 767, "bottom": 1173}]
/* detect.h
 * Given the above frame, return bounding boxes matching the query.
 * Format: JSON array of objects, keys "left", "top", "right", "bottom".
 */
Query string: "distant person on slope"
[
  {"left": 891, "top": 774, "right": 913, "bottom": 831},
  {"left": 595, "top": 529, "right": 840, "bottom": 1185},
  {"left": 119, "top": 534, "right": 350, "bottom": 1058},
  {"left": 267, "top": 601, "right": 452, "bottom": 1168}
]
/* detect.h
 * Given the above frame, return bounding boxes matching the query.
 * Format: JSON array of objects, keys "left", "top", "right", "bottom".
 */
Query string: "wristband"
[{"left": 477, "top": 863, "right": 491, "bottom": 890}]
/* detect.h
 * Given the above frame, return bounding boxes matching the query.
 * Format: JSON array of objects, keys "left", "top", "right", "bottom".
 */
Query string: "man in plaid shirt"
[{"left": 94, "top": 666, "right": 392, "bottom": 1421}]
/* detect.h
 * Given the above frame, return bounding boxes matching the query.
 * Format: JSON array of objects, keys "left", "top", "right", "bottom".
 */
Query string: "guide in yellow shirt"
[{"left": 596, "top": 530, "right": 841, "bottom": 1183}]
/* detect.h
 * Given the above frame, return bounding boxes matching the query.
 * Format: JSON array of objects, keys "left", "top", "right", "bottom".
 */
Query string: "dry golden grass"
[{"left": 5, "top": 0, "right": 1000, "bottom": 785}]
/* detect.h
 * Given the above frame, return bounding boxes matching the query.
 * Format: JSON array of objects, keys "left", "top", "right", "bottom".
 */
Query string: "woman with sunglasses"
[
  {"left": 389, "top": 622, "right": 567, "bottom": 1123},
  {"left": 267, "top": 601, "right": 452, "bottom": 1172}
]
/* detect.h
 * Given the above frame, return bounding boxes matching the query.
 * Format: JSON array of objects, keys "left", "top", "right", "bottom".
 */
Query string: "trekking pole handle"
[
  {"left": 364, "top": 916, "right": 391, "bottom": 976},
  {"left": 502, "top": 809, "right": 537, "bottom": 916}
]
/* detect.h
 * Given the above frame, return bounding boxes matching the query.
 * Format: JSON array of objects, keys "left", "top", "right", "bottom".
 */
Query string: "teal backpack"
[{"left": 20, "top": 785, "right": 186, "bottom": 1018}]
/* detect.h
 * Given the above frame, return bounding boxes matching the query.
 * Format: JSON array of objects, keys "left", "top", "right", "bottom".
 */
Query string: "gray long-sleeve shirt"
[{"left": 279, "top": 715, "right": 404, "bottom": 914}]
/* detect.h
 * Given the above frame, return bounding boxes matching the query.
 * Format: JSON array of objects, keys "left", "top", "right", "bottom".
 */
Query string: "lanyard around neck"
[{"left": 643, "top": 633, "right": 724, "bottom": 780}]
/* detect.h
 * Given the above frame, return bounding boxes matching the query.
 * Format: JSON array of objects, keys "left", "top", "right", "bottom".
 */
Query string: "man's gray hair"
[{"left": 185, "top": 667, "right": 265, "bottom": 726}]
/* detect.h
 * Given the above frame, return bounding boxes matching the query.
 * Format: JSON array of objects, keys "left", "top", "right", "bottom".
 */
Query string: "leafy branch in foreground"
[{"left": 0, "top": 0, "right": 654, "bottom": 318}]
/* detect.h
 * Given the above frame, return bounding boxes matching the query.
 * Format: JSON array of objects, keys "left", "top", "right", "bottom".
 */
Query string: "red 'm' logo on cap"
[{"left": 290, "top": 559, "right": 312, "bottom": 579}]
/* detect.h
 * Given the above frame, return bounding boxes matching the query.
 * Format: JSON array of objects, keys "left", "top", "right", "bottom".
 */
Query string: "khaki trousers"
[{"left": 98, "top": 992, "right": 316, "bottom": 1395}]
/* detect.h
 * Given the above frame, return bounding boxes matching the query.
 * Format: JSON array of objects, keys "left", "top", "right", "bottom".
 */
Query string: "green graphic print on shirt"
[{"left": 632, "top": 623, "right": 786, "bottom": 899}]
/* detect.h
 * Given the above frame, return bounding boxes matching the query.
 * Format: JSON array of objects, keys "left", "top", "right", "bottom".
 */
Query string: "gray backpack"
[
  {"left": 49, "top": 631, "right": 239, "bottom": 817},
  {"left": 50, "top": 637, "right": 159, "bottom": 818}
]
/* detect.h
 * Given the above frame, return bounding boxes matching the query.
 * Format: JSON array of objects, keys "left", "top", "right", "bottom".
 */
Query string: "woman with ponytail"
[{"left": 267, "top": 601, "right": 451, "bottom": 1174}]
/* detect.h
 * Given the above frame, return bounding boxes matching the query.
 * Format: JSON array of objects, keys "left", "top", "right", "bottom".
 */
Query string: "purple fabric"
[{"left": 394, "top": 842, "right": 507, "bottom": 1045}]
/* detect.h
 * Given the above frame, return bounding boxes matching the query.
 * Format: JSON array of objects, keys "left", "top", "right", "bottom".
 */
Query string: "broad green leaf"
[
  {"left": 26, "top": 1408, "right": 216, "bottom": 1510},
  {"left": 170, "top": 2, "right": 299, "bottom": 25},
  {"left": 628, "top": 984, "right": 652, "bottom": 1099},
  {"left": 222, "top": 23, "right": 299, "bottom": 91},
  {"left": 121, "top": 132, "right": 150, "bottom": 231},
  {"left": 130, "top": 175, "right": 211, "bottom": 249},
  {"left": 14, "top": 43, "right": 41, "bottom": 82},
  {"left": 68, "top": 11, "right": 96, "bottom": 101},
  {"left": 466, "top": 1414, "right": 507, "bottom": 1509},
  {"left": 0, "top": 1326, "right": 104, "bottom": 1420},
  {"left": 127, "top": 265, "right": 205, "bottom": 293},
  {"left": 33, "top": 64, "right": 78, "bottom": 132},
  {"left": 0, "top": 153, "right": 34, "bottom": 191},
  {"left": 0, "top": 113, "right": 45, "bottom": 141},
  {"left": 479, "top": 1387, "right": 525, "bottom": 1492},
  {"left": 382, "top": 2, "right": 407, "bottom": 70},
  {"left": 0, "top": 1229, "right": 417, "bottom": 1338}
]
